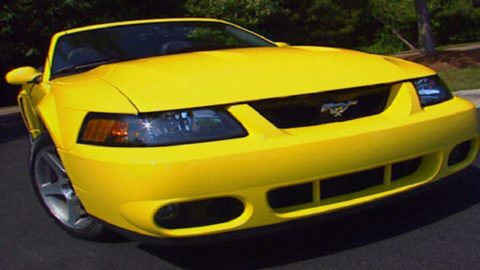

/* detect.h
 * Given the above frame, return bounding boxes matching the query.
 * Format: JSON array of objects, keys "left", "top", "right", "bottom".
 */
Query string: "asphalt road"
[{"left": 1, "top": 113, "right": 480, "bottom": 270}]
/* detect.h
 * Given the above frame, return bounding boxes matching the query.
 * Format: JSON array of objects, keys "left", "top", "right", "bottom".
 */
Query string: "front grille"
[
  {"left": 250, "top": 85, "right": 391, "bottom": 128},
  {"left": 268, "top": 156, "right": 426, "bottom": 212}
]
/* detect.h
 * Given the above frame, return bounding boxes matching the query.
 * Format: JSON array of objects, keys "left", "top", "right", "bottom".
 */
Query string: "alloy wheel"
[{"left": 33, "top": 145, "right": 92, "bottom": 229}]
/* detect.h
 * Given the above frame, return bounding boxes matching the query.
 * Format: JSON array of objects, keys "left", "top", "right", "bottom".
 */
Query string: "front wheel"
[{"left": 31, "top": 136, "right": 107, "bottom": 240}]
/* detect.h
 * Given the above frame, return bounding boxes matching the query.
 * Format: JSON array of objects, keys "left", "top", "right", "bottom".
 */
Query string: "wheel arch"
[
  {"left": 34, "top": 93, "right": 74, "bottom": 150},
  {"left": 29, "top": 133, "right": 53, "bottom": 184},
  {"left": 28, "top": 133, "right": 108, "bottom": 240}
]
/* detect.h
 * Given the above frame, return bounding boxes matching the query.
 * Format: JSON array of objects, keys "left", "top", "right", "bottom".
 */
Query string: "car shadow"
[
  {"left": 137, "top": 165, "right": 480, "bottom": 269},
  {"left": 0, "top": 113, "right": 28, "bottom": 143}
]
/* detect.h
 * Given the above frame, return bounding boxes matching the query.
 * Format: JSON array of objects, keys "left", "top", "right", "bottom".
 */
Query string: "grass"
[{"left": 438, "top": 67, "right": 480, "bottom": 91}]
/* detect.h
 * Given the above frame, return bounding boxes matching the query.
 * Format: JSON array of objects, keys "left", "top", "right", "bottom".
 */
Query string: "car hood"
[{"left": 54, "top": 46, "right": 435, "bottom": 113}]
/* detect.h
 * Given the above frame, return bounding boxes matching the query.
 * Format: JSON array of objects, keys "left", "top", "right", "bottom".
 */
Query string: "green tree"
[
  {"left": 262, "top": 0, "right": 374, "bottom": 47},
  {"left": 368, "top": 0, "right": 417, "bottom": 53},
  {"left": 431, "top": 0, "right": 480, "bottom": 44},
  {"left": 185, "top": 0, "right": 285, "bottom": 31},
  {"left": 307, "top": 0, "right": 369, "bottom": 46}
]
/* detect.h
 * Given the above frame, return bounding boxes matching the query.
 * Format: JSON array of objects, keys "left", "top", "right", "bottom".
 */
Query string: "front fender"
[{"left": 35, "top": 80, "right": 138, "bottom": 150}]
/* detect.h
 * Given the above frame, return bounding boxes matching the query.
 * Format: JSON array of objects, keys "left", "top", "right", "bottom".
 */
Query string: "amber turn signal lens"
[{"left": 81, "top": 119, "right": 129, "bottom": 143}]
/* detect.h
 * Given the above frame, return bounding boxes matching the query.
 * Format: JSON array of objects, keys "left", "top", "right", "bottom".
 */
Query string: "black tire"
[{"left": 30, "top": 135, "right": 107, "bottom": 240}]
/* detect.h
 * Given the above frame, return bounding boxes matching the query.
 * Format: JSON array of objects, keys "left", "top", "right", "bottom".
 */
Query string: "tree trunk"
[{"left": 414, "top": 0, "right": 435, "bottom": 53}]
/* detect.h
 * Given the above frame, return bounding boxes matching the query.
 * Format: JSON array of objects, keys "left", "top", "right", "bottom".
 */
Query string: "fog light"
[
  {"left": 155, "top": 203, "right": 180, "bottom": 222},
  {"left": 154, "top": 197, "right": 244, "bottom": 229},
  {"left": 448, "top": 141, "right": 471, "bottom": 166}
]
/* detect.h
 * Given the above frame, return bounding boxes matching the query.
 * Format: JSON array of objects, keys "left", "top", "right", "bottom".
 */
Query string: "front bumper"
[
  {"left": 59, "top": 83, "right": 479, "bottom": 239},
  {"left": 97, "top": 170, "right": 464, "bottom": 246}
]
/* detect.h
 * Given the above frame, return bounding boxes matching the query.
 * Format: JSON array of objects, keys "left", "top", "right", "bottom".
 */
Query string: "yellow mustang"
[{"left": 6, "top": 18, "right": 479, "bottom": 244}]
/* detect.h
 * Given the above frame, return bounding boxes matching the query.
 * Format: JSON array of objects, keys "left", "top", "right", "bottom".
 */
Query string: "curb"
[
  {"left": 0, "top": 106, "right": 20, "bottom": 117},
  {"left": 0, "top": 106, "right": 21, "bottom": 127},
  {"left": 392, "top": 42, "right": 480, "bottom": 58},
  {"left": 454, "top": 89, "right": 480, "bottom": 108},
  {"left": 0, "top": 106, "right": 22, "bottom": 126},
  {"left": 0, "top": 106, "right": 26, "bottom": 142}
]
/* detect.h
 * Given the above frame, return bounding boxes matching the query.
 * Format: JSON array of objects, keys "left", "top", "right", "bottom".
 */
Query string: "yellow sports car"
[{"left": 6, "top": 18, "right": 479, "bottom": 244}]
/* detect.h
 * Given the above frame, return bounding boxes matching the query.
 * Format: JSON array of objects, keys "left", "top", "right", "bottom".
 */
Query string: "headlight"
[
  {"left": 412, "top": 76, "right": 453, "bottom": 107},
  {"left": 79, "top": 108, "right": 247, "bottom": 147}
]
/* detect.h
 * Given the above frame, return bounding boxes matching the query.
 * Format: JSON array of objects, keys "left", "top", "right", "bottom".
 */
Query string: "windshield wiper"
[{"left": 51, "top": 58, "right": 126, "bottom": 78}]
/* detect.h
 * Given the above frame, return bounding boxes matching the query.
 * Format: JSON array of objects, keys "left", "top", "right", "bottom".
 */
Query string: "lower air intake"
[
  {"left": 320, "top": 167, "right": 385, "bottom": 200},
  {"left": 268, "top": 183, "right": 313, "bottom": 209}
]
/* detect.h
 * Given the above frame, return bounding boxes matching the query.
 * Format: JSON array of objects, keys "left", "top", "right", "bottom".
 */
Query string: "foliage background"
[{"left": 1, "top": 0, "right": 480, "bottom": 106}]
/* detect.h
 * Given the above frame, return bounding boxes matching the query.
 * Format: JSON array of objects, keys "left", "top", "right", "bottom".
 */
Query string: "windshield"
[{"left": 51, "top": 21, "right": 275, "bottom": 77}]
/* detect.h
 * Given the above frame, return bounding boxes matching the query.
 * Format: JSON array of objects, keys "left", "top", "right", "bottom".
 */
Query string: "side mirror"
[
  {"left": 5, "top": 66, "right": 41, "bottom": 85},
  {"left": 275, "top": 42, "right": 290, "bottom": 47}
]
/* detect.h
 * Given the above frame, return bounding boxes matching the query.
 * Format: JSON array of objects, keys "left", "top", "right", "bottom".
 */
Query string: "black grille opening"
[
  {"left": 154, "top": 197, "right": 244, "bottom": 229},
  {"left": 321, "top": 167, "right": 384, "bottom": 200},
  {"left": 250, "top": 85, "right": 391, "bottom": 128},
  {"left": 268, "top": 183, "right": 313, "bottom": 209},
  {"left": 392, "top": 157, "right": 422, "bottom": 181},
  {"left": 448, "top": 141, "right": 472, "bottom": 166}
]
